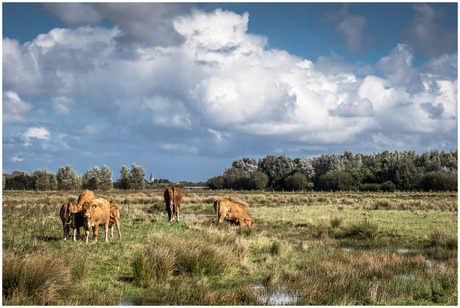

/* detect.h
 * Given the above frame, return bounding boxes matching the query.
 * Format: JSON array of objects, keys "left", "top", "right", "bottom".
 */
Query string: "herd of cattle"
[{"left": 60, "top": 187, "right": 256, "bottom": 243}]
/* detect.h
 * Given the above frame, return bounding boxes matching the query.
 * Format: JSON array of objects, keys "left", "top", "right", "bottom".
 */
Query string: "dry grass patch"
[{"left": 2, "top": 252, "right": 73, "bottom": 305}]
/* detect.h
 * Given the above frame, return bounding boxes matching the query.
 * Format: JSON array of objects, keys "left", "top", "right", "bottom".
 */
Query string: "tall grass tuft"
[
  {"left": 339, "top": 218, "right": 379, "bottom": 240},
  {"left": 2, "top": 252, "right": 73, "bottom": 305},
  {"left": 429, "top": 228, "right": 457, "bottom": 249}
]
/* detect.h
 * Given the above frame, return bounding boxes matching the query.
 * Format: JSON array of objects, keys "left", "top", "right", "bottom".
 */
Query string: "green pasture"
[{"left": 2, "top": 190, "right": 458, "bottom": 305}]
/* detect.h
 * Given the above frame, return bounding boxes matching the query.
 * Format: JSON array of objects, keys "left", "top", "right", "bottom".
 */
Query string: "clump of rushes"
[
  {"left": 132, "top": 235, "right": 236, "bottom": 287},
  {"left": 429, "top": 228, "right": 457, "bottom": 249},
  {"left": 2, "top": 252, "right": 73, "bottom": 305},
  {"left": 330, "top": 216, "right": 343, "bottom": 228},
  {"left": 339, "top": 218, "right": 379, "bottom": 240}
]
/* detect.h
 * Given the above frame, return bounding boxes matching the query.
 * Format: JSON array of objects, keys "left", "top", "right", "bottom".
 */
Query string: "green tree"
[
  {"left": 82, "top": 167, "right": 101, "bottom": 190},
  {"left": 223, "top": 168, "right": 249, "bottom": 190},
  {"left": 318, "top": 170, "right": 354, "bottom": 191},
  {"left": 420, "top": 172, "right": 458, "bottom": 191},
  {"left": 116, "top": 165, "right": 131, "bottom": 190},
  {"left": 4, "top": 171, "right": 33, "bottom": 190},
  {"left": 284, "top": 173, "right": 309, "bottom": 191},
  {"left": 99, "top": 165, "right": 113, "bottom": 191},
  {"left": 207, "top": 175, "right": 224, "bottom": 190},
  {"left": 259, "top": 154, "right": 295, "bottom": 188},
  {"left": 247, "top": 171, "right": 269, "bottom": 190},
  {"left": 57, "top": 165, "right": 81, "bottom": 190},
  {"left": 32, "top": 169, "right": 57, "bottom": 191},
  {"left": 129, "top": 163, "right": 146, "bottom": 189}
]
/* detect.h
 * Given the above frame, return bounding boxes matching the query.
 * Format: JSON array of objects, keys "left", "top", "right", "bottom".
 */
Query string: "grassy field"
[{"left": 2, "top": 189, "right": 458, "bottom": 305}]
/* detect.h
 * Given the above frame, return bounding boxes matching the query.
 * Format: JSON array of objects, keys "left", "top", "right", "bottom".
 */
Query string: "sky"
[{"left": 2, "top": 2, "right": 458, "bottom": 182}]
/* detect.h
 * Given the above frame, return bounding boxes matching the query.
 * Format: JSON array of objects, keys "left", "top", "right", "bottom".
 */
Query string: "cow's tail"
[{"left": 172, "top": 187, "right": 176, "bottom": 219}]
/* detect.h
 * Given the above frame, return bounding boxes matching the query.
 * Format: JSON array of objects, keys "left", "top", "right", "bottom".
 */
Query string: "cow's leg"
[
  {"left": 73, "top": 228, "right": 77, "bottom": 241},
  {"left": 85, "top": 229, "right": 89, "bottom": 244},
  {"left": 63, "top": 224, "right": 67, "bottom": 240},
  {"left": 104, "top": 222, "right": 109, "bottom": 242},
  {"left": 93, "top": 225, "right": 98, "bottom": 242},
  {"left": 116, "top": 220, "right": 122, "bottom": 239},
  {"left": 176, "top": 204, "right": 180, "bottom": 223},
  {"left": 167, "top": 202, "right": 172, "bottom": 222}
]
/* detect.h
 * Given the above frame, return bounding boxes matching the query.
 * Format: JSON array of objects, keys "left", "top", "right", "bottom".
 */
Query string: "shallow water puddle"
[
  {"left": 182, "top": 213, "right": 214, "bottom": 217},
  {"left": 397, "top": 247, "right": 411, "bottom": 254},
  {"left": 119, "top": 299, "right": 134, "bottom": 306},
  {"left": 253, "top": 285, "right": 299, "bottom": 305}
]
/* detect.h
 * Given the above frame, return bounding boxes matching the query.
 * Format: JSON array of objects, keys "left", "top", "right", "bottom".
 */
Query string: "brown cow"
[
  {"left": 213, "top": 198, "right": 256, "bottom": 229},
  {"left": 60, "top": 201, "right": 84, "bottom": 241},
  {"left": 109, "top": 202, "right": 121, "bottom": 239},
  {"left": 59, "top": 201, "right": 74, "bottom": 240},
  {"left": 81, "top": 198, "right": 111, "bottom": 244},
  {"left": 77, "top": 190, "right": 95, "bottom": 208},
  {"left": 164, "top": 187, "right": 182, "bottom": 222}
]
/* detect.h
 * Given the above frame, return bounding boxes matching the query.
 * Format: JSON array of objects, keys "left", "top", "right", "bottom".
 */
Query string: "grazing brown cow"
[
  {"left": 59, "top": 201, "right": 74, "bottom": 240},
  {"left": 81, "top": 198, "right": 111, "bottom": 244},
  {"left": 77, "top": 190, "right": 95, "bottom": 208},
  {"left": 164, "top": 187, "right": 182, "bottom": 222},
  {"left": 109, "top": 202, "right": 121, "bottom": 239},
  {"left": 213, "top": 198, "right": 256, "bottom": 229}
]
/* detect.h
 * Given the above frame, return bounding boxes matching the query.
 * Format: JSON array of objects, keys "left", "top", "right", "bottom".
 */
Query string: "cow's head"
[{"left": 81, "top": 201, "right": 97, "bottom": 218}]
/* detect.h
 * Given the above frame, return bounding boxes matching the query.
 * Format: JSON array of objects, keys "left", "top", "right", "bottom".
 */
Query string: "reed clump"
[{"left": 2, "top": 252, "right": 73, "bottom": 305}]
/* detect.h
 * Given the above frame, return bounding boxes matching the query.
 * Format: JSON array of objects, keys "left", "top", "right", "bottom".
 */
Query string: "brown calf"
[
  {"left": 109, "top": 202, "right": 121, "bottom": 239},
  {"left": 81, "top": 198, "right": 111, "bottom": 244},
  {"left": 164, "top": 187, "right": 182, "bottom": 222},
  {"left": 213, "top": 198, "right": 256, "bottom": 229}
]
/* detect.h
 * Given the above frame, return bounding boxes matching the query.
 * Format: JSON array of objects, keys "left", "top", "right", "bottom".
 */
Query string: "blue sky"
[{"left": 2, "top": 2, "right": 458, "bottom": 182}]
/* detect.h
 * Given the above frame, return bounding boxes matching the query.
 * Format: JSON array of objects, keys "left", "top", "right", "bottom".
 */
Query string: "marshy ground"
[{"left": 2, "top": 189, "right": 458, "bottom": 305}]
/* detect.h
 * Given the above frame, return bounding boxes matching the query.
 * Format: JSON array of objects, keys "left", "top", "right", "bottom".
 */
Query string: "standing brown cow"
[
  {"left": 164, "top": 187, "right": 182, "bottom": 222},
  {"left": 109, "top": 202, "right": 122, "bottom": 239},
  {"left": 77, "top": 190, "right": 95, "bottom": 208},
  {"left": 69, "top": 202, "right": 84, "bottom": 241},
  {"left": 81, "top": 198, "right": 111, "bottom": 244},
  {"left": 214, "top": 198, "right": 256, "bottom": 229},
  {"left": 60, "top": 201, "right": 84, "bottom": 241}
]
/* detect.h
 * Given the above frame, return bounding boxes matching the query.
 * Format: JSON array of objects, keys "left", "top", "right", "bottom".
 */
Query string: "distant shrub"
[
  {"left": 380, "top": 181, "right": 396, "bottom": 192},
  {"left": 206, "top": 176, "right": 224, "bottom": 190},
  {"left": 284, "top": 173, "right": 309, "bottom": 191},
  {"left": 318, "top": 171, "right": 354, "bottom": 191},
  {"left": 420, "top": 172, "right": 458, "bottom": 191}
]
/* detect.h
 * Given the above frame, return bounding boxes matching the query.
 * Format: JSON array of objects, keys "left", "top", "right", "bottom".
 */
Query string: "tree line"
[
  {"left": 3, "top": 163, "right": 148, "bottom": 191},
  {"left": 207, "top": 150, "right": 458, "bottom": 192},
  {"left": 3, "top": 150, "right": 458, "bottom": 192}
]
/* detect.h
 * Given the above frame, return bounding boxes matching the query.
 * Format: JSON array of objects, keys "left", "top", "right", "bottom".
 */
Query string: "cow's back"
[
  {"left": 77, "top": 190, "right": 95, "bottom": 208},
  {"left": 173, "top": 187, "right": 182, "bottom": 204}
]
